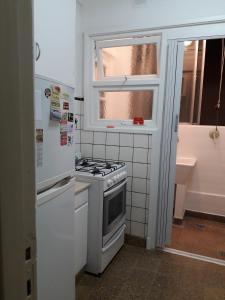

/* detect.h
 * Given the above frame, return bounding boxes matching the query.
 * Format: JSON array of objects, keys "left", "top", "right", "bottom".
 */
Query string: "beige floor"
[
  {"left": 170, "top": 216, "right": 225, "bottom": 260},
  {"left": 76, "top": 243, "right": 225, "bottom": 300}
]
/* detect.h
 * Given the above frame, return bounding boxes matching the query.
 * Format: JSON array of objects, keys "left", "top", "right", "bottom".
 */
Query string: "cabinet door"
[
  {"left": 74, "top": 202, "right": 88, "bottom": 274},
  {"left": 34, "top": 0, "right": 76, "bottom": 87}
]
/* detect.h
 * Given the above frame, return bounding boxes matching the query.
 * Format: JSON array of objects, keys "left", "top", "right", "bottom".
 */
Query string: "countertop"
[{"left": 75, "top": 180, "right": 91, "bottom": 195}]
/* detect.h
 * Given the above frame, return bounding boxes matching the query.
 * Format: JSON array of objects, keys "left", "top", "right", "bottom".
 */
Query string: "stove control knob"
[{"left": 107, "top": 179, "right": 113, "bottom": 187}]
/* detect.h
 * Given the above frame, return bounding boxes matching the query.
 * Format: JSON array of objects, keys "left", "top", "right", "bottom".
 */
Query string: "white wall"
[
  {"left": 75, "top": 1, "right": 84, "bottom": 96},
  {"left": 177, "top": 125, "right": 225, "bottom": 216},
  {"left": 82, "top": 0, "right": 225, "bottom": 32}
]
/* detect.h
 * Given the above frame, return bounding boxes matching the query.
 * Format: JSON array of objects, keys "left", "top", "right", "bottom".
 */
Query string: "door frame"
[
  {"left": 0, "top": 1, "right": 36, "bottom": 299},
  {"left": 156, "top": 30, "right": 225, "bottom": 248}
]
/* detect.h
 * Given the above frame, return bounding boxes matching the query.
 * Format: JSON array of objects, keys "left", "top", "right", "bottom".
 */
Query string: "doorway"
[{"left": 163, "top": 37, "right": 225, "bottom": 262}]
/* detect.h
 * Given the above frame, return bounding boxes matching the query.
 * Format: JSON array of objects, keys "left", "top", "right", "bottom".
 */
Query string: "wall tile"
[
  {"left": 126, "top": 191, "right": 131, "bottom": 206},
  {"left": 132, "top": 192, "right": 146, "bottom": 208},
  {"left": 81, "top": 130, "right": 93, "bottom": 144},
  {"left": 127, "top": 177, "right": 132, "bottom": 191},
  {"left": 134, "top": 134, "right": 148, "bottom": 148},
  {"left": 119, "top": 147, "right": 133, "bottom": 162},
  {"left": 93, "top": 144, "right": 106, "bottom": 160},
  {"left": 125, "top": 161, "right": 132, "bottom": 177},
  {"left": 131, "top": 222, "right": 145, "bottom": 238},
  {"left": 81, "top": 144, "right": 93, "bottom": 158},
  {"left": 146, "top": 195, "right": 150, "bottom": 209},
  {"left": 106, "top": 133, "right": 119, "bottom": 145},
  {"left": 131, "top": 207, "right": 146, "bottom": 223},
  {"left": 126, "top": 206, "right": 131, "bottom": 220},
  {"left": 148, "top": 149, "right": 151, "bottom": 164},
  {"left": 133, "top": 148, "right": 148, "bottom": 163},
  {"left": 148, "top": 135, "right": 152, "bottom": 148},
  {"left": 120, "top": 133, "right": 133, "bottom": 147},
  {"left": 106, "top": 146, "right": 119, "bottom": 161},
  {"left": 132, "top": 178, "right": 147, "bottom": 194},
  {"left": 94, "top": 132, "right": 106, "bottom": 145},
  {"left": 147, "top": 164, "right": 151, "bottom": 180},
  {"left": 147, "top": 180, "right": 150, "bottom": 194},
  {"left": 133, "top": 163, "right": 147, "bottom": 178}
]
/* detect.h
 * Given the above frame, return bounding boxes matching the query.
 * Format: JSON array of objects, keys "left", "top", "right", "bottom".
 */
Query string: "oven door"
[{"left": 102, "top": 179, "right": 127, "bottom": 244}]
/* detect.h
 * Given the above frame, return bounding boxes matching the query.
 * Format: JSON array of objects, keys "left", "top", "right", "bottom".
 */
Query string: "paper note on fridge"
[{"left": 35, "top": 90, "right": 42, "bottom": 121}]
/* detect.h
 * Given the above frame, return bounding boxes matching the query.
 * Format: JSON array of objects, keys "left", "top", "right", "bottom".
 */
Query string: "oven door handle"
[
  {"left": 102, "top": 224, "right": 126, "bottom": 253},
  {"left": 104, "top": 179, "right": 127, "bottom": 197}
]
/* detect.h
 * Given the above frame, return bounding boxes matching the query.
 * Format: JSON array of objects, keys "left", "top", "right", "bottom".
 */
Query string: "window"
[
  {"left": 86, "top": 34, "right": 162, "bottom": 131},
  {"left": 99, "top": 90, "right": 154, "bottom": 120}
]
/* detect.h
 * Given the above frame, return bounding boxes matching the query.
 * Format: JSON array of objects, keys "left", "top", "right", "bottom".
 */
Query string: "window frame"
[
  {"left": 91, "top": 85, "right": 159, "bottom": 128},
  {"left": 85, "top": 32, "right": 162, "bottom": 133},
  {"left": 95, "top": 35, "right": 161, "bottom": 81}
]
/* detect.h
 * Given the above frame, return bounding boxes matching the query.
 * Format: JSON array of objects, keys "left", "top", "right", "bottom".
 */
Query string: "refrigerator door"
[
  {"left": 36, "top": 177, "right": 75, "bottom": 300},
  {"left": 35, "top": 76, "right": 75, "bottom": 192}
]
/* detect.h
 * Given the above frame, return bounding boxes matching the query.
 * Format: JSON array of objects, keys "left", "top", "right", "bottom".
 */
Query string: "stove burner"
[
  {"left": 105, "top": 162, "right": 112, "bottom": 169},
  {"left": 81, "top": 159, "right": 89, "bottom": 167},
  {"left": 92, "top": 167, "right": 100, "bottom": 175}
]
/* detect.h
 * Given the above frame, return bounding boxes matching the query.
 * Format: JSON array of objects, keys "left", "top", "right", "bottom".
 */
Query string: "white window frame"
[
  {"left": 95, "top": 35, "right": 161, "bottom": 81},
  {"left": 91, "top": 85, "right": 159, "bottom": 128},
  {"left": 84, "top": 32, "right": 163, "bottom": 133}
]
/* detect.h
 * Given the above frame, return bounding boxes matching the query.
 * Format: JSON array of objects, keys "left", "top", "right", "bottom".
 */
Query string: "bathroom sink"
[{"left": 175, "top": 157, "right": 197, "bottom": 185}]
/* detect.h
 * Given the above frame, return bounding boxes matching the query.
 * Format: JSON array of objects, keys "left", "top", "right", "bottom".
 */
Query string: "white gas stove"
[
  {"left": 75, "top": 158, "right": 127, "bottom": 275},
  {"left": 75, "top": 158, "right": 127, "bottom": 191}
]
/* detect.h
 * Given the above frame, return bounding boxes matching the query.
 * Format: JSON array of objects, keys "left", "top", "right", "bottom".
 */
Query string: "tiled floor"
[
  {"left": 170, "top": 216, "right": 225, "bottom": 260},
  {"left": 76, "top": 243, "right": 225, "bottom": 300}
]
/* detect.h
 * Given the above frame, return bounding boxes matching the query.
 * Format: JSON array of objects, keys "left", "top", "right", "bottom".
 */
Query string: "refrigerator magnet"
[
  {"left": 68, "top": 113, "right": 74, "bottom": 122},
  {"left": 60, "top": 132, "right": 67, "bottom": 146},
  {"left": 44, "top": 88, "right": 51, "bottom": 98},
  {"left": 61, "top": 112, "right": 68, "bottom": 122},
  {"left": 67, "top": 135, "right": 73, "bottom": 146},
  {"left": 63, "top": 101, "right": 69, "bottom": 110}
]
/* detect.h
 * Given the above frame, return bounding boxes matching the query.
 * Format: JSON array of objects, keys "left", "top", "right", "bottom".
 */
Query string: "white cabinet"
[
  {"left": 34, "top": 0, "right": 76, "bottom": 87},
  {"left": 74, "top": 189, "right": 88, "bottom": 275}
]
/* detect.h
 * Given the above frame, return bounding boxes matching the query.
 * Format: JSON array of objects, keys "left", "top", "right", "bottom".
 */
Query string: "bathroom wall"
[
  {"left": 177, "top": 124, "right": 225, "bottom": 216},
  {"left": 74, "top": 100, "right": 151, "bottom": 238}
]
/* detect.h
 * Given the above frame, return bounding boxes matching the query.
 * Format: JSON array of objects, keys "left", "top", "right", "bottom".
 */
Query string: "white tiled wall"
[{"left": 75, "top": 100, "right": 152, "bottom": 239}]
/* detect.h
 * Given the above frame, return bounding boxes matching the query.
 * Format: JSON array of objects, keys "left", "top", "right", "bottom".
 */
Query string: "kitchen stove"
[
  {"left": 75, "top": 157, "right": 127, "bottom": 274},
  {"left": 75, "top": 158, "right": 127, "bottom": 190}
]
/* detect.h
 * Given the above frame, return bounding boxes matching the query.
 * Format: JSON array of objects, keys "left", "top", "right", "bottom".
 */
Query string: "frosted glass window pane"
[
  {"left": 101, "top": 44, "right": 157, "bottom": 77},
  {"left": 99, "top": 91, "right": 153, "bottom": 120}
]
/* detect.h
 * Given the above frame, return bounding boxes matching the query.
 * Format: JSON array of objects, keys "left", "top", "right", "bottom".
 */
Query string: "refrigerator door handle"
[{"left": 37, "top": 177, "right": 75, "bottom": 207}]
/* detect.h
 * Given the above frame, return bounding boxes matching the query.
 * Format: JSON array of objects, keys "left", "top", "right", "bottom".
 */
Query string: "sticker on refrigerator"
[
  {"left": 36, "top": 129, "right": 43, "bottom": 167},
  {"left": 44, "top": 88, "right": 51, "bottom": 98},
  {"left": 61, "top": 112, "right": 68, "bottom": 122},
  {"left": 67, "top": 135, "right": 73, "bottom": 146},
  {"left": 68, "top": 113, "right": 74, "bottom": 122},
  {"left": 60, "top": 132, "right": 68, "bottom": 146},
  {"left": 63, "top": 101, "right": 69, "bottom": 110},
  {"left": 50, "top": 85, "right": 61, "bottom": 121}
]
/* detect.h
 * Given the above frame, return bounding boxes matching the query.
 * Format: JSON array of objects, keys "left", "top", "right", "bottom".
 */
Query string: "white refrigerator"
[{"left": 35, "top": 76, "right": 75, "bottom": 300}]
